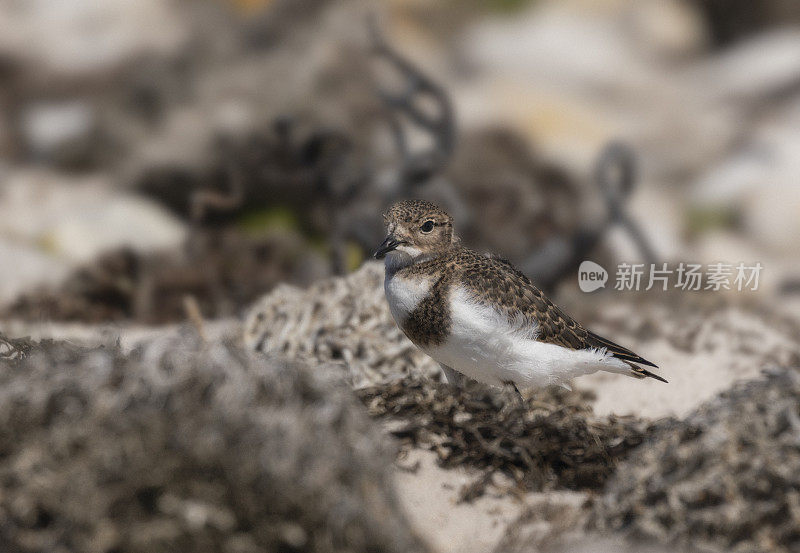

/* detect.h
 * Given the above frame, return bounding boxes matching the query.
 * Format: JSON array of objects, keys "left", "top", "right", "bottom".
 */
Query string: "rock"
[
  {"left": 589, "top": 368, "right": 800, "bottom": 553},
  {"left": 0, "top": 335, "right": 426, "bottom": 553},
  {"left": 20, "top": 100, "right": 97, "bottom": 167},
  {"left": 0, "top": 239, "right": 72, "bottom": 306},
  {"left": 48, "top": 196, "right": 187, "bottom": 262},
  {"left": 690, "top": 96, "right": 800, "bottom": 257},
  {"left": 628, "top": 0, "right": 708, "bottom": 60},
  {"left": 460, "top": 2, "right": 673, "bottom": 172},
  {"left": 0, "top": 0, "right": 188, "bottom": 77},
  {"left": 0, "top": 170, "right": 187, "bottom": 264},
  {"left": 458, "top": 1, "right": 800, "bottom": 186},
  {"left": 244, "top": 262, "right": 441, "bottom": 387},
  {"left": 699, "top": 29, "right": 800, "bottom": 102}
]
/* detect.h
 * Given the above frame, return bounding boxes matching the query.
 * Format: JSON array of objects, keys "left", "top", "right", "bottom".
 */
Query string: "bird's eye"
[{"left": 420, "top": 220, "right": 435, "bottom": 233}]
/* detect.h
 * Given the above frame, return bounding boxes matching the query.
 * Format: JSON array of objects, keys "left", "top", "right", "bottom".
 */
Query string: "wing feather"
[{"left": 457, "top": 250, "right": 661, "bottom": 374}]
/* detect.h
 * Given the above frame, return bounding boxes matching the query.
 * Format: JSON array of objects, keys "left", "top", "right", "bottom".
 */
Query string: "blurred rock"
[
  {"left": 590, "top": 368, "right": 800, "bottom": 553},
  {"left": 0, "top": 0, "right": 188, "bottom": 77},
  {"left": 699, "top": 29, "right": 800, "bottom": 102},
  {"left": 628, "top": 0, "right": 708, "bottom": 60},
  {"left": 0, "top": 170, "right": 187, "bottom": 308},
  {"left": 0, "top": 335, "right": 426, "bottom": 553},
  {"left": 244, "top": 262, "right": 440, "bottom": 387},
  {"left": 0, "top": 239, "right": 72, "bottom": 306},
  {"left": 692, "top": 96, "right": 800, "bottom": 258},
  {"left": 0, "top": 170, "right": 187, "bottom": 263},
  {"left": 20, "top": 100, "right": 99, "bottom": 168},
  {"left": 458, "top": 0, "right": 800, "bottom": 192},
  {"left": 744, "top": 182, "right": 800, "bottom": 257},
  {"left": 459, "top": 0, "right": 708, "bottom": 174}
]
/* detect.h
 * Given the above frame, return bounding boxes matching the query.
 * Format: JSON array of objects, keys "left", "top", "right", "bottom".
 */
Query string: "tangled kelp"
[
  {"left": 0, "top": 336, "right": 425, "bottom": 553},
  {"left": 358, "top": 375, "right": 660, "bottom": 500}
]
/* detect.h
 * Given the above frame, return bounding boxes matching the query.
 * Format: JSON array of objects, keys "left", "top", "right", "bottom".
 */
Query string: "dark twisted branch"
[
  {"left": 368, "top": 16, "right": 456, "bottom": 188},
  {"left": 594, "top": 141, "right": 657, "bottom": 264},
  {"left": 520, "top": 142, "right": 658, "bottom": 291}
]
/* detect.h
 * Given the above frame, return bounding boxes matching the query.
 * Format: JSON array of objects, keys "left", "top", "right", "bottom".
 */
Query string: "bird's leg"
[
  {"left": 502, "top": 380, "right": 525, "bottom": 407},
  {"left": 440, "top": 364, "right": 466, "bottom": 390}
]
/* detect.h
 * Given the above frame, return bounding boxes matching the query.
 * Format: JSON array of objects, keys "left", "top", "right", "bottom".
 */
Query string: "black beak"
[{"left": 373, "top": 235, "right": 400, "bottom": 259}]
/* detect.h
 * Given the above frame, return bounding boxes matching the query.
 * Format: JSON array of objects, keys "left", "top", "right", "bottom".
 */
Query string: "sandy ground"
[
  {"left": 393, "top": 449, "right": 586, "bottom": 553},
  {"left": 4, "top": 303, "right": 799, "bottom": 553},
  {"left": 388, "top": 356, "right": 746, "bottom": 553},
  {"left": 388, "top": 363, "right": 722, "bottom": 553},
  {"left": 579, "top": 342, "right": 761, "bottom": 419},
  {"left": 393, "top": 449, "right": 524, "bottom": 553},
  {"left": 391, "top": 299, "right": 800, "bottom": 552}
]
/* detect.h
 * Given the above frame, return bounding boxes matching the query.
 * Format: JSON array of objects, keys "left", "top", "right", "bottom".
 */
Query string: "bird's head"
[{"left": 374, "top": 200, "right": 455, "bottom": 270}]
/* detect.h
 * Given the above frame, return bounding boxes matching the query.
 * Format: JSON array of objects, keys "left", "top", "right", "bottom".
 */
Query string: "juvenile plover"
[{"left": 374, "top": 199, "right": 666, "bottom": 391}]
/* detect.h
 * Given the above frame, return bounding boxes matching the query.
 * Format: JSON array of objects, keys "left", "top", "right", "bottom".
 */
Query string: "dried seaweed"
[
  {"left": 0, "top": 336, "right": 426, "bottom": 553},
  {"left": 589, "top": 368, "right": 800, "bottom": 553},
  {"left": 245, "top": 263, "right": 441, "bottom": 387},
  {"left": 4, "top": 229, "right": 327, "bottom": 324},
  {"left": 357, "top": 375, "right": 659, "bottom": 500}
]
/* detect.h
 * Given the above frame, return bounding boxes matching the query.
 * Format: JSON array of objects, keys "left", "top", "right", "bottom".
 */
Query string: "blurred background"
[
  {"left": 2, "top": 2, "right": 800, "bottom": 553},
  {"left": 2, "top": 0, "right": 800, "bottom": 325}
]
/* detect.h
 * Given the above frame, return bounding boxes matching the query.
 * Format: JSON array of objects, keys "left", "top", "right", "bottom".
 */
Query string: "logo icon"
[{"left": 578, "top": 260, "right": 608, "bottom": 293}]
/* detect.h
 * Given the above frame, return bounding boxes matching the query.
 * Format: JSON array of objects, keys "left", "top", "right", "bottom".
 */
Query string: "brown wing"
[{"left": 457, "top": 250, "right": 660, "bottom": 371}]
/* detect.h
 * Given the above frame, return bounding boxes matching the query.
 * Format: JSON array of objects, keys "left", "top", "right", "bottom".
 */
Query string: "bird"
[{"left": 373, "top": 199, "right": 666, "bottom": 392}]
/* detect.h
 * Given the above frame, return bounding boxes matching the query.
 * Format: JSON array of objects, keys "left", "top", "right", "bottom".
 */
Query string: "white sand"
[{"left": 393, "top": 449, "right": 586, "bottom": 553}]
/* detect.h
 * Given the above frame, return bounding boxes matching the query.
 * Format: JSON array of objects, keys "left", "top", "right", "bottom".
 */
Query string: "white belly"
[
  {"left": 384, "top": 273, "right": 432, "bottom": 325},
  {"left": 424, "top": 287, "right": 627, "bottom": 389}
]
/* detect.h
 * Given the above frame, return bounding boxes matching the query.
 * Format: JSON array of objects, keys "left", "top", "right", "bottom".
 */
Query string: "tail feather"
[
  {"left": 587, "top": 330, "right": 667, "bottom": 383},
  {"left": 629, "top": 364, "right": 669, "bottom": 383},
  {"left": 586, "top": 330, "right": 658, "bottom": 368}
]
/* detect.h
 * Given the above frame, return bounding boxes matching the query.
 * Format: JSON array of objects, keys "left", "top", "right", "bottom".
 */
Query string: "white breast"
[
  {"left": 424, "top": 286, "right": 629, "bottom": 389},
  {"left": 384, "top": 273, "right": 432, "bottom": 325}
]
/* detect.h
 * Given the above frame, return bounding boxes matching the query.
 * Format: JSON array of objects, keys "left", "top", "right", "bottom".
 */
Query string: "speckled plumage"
[
  {"left": 399, "top": 247, "right": 655, "bottom": 365},
  {"left": 377, "top": 200, "right": 665, "bottom": 388},
  {"left": 384, "top": 199, "right": 454, "bottom": 227}
]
